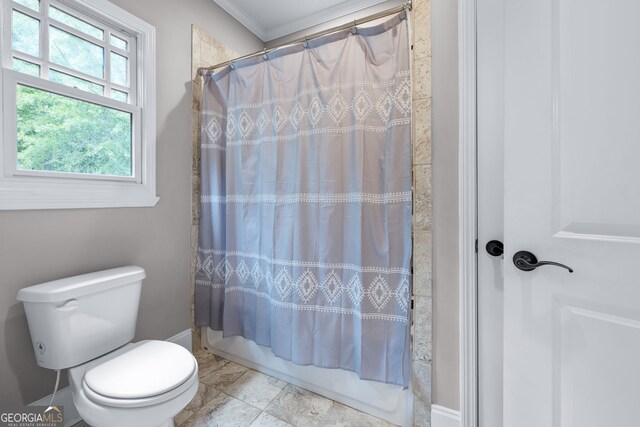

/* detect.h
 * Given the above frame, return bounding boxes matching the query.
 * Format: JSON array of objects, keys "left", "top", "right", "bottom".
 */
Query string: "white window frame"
[{"left": 0, "top": 0, "right": 158, "bottom": 210}]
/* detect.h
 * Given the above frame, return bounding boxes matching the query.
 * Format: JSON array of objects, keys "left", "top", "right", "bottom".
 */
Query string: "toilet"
[{"left": 17, "top": 266, "right": 198, "bottom": 427}]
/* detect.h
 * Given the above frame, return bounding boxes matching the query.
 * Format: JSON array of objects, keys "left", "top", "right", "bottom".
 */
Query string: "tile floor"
[{"left": 174, "top": 350, "right": 397, "bottom": 427}]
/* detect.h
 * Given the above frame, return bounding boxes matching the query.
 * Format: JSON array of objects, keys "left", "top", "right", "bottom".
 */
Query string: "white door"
[{"left": 502, "top": 0, "right": 640, "bottom": 426}]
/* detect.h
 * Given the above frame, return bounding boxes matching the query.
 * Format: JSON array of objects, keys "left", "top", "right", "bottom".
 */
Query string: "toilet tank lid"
[{"left": 17, "top": 266, "right": 146, "bottom": 303}]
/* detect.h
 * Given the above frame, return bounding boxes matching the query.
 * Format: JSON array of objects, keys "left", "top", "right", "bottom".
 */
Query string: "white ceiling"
[{"left": 212, "top": 0, "right": 397, "bottom": 42}]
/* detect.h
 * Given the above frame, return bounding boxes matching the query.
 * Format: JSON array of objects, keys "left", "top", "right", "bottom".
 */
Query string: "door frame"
[{"left": 458, "top": 0, "right": 478, "bottom": 426}]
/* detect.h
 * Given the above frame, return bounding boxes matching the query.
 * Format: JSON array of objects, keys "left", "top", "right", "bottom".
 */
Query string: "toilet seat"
[{"left": 82, "top": 341, "right": 197, "bottom": 408}]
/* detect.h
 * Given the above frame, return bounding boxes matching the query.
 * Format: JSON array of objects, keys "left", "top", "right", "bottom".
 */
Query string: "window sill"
[{"left": 0, "top": 178, "right": 159, "bottom": 210}]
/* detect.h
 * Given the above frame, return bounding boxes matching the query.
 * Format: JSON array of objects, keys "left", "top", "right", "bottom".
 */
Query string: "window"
[{"left": 0, "top": 0, "right": 157, "bottom": 209}]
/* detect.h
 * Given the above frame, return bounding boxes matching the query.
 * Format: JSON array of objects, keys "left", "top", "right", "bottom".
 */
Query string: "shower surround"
[{"left": 191, "top": 0, "right": 431, "bottom": 423}]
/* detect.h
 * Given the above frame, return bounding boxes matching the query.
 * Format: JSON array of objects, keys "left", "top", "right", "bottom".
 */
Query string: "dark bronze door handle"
[{"left": 513, "top": 251, "right": 573, "bottom": 273}]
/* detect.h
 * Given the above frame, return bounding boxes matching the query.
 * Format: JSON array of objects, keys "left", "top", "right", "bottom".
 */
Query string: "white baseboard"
[
  {"left": 28, "top": 329, "right": 193, "bottom": 427},
  {"left": 167, "top": 328, "right": 193, "bottom": 351},
  {"left": 432, "top": 405, "right": 461, "bottom": 427}
]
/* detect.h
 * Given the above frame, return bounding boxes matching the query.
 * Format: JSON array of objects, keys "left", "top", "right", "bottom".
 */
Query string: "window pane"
[
  {"left": 16, "top": 85, "right": 132, "bottom": 177},
  {"left": 12, "top": 57, "right": 40, "bottom": 76},
  {"left": 49, "top": 6, "right": 103, "bottom": 40},
  {"left": 111, "top": 89, "right": 128, "bottom": 103},
  {"left": 13, "top": 0, "right": 39, "bottom": 12},
  {"left": 49, "top": 69, "right": 104, "bottom": 95},
  {"left": 110, "top": 52, "right": 128, "bottom": 87},
  {"left": 49, "top": 26, "right": 104, "bottom": 78},
  {"left": 110, "top": 34, "right": 128, "bottom": 51},
  {"left": 12, "top": 10, "right": 40, "bottom": 57}
]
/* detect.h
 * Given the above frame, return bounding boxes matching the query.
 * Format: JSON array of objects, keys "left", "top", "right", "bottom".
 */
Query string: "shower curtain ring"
[
  {"left": 303, "top": 36, "right": 309, "bottom": 48},
  {"left": 351, "top": 20, "right": 358, "bottom": 35}
]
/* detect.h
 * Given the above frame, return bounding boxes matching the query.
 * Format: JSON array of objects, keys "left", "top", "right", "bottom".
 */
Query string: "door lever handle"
[{"left": 513, "top": 251, "right": 574, "bottom": 273}]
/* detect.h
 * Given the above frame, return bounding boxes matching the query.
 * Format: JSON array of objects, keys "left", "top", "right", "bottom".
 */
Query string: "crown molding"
[{"left": 212, "top": 0, "right": 396, "bottom": 42}]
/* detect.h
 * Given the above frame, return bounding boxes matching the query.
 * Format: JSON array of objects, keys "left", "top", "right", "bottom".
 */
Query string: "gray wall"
[
  {"left": 431, "top": 0, "right": 460, "bottom": 411},
  {"left": 0, "top": 0, "right": 262, "bottom": 407}
]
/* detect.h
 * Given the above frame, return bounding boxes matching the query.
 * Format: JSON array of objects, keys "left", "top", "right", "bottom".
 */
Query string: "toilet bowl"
[
  {"left": 17, "top": 266, "right": 198, "bottom": 427},
  {"left": 70, "top": 341, "right": 198, "bottom": 427}
]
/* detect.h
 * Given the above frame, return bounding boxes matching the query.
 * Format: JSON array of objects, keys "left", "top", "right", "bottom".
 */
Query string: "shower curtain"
[{"left": 195, "top": 14, "right": 412, "bottom": 387}]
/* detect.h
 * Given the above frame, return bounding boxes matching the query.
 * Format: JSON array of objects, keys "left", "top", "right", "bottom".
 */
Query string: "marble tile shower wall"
[
  {"left": 411, "top": 0, "right": 433, "bottom": 425},
  {"left": 190, "top": 0, "right": 432, "bottom": 420}
]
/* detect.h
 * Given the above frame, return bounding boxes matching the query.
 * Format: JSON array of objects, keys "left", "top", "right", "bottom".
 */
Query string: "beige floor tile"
[
  {"left": 194, "top": 350, "right": 221, "bottom": 365},
  {"left": 320, "top": 402, "right": 396, "bottom": 427},
  {"left": 264, "top": 385, "right": 333, "bottom": 427},
  {"left": 182, "top": 392, "right": 262, "bottom": 427},
  {"left": 185, "top": 381, "right": 221, "bottom": 412},
  {"left": 175, "top": 408, "right": 194, "bottom": 426},
  {"left": 222, "top": 370, "right": 287, "bottom": 410},
  {"left": 195, "top": 351, "right": 231, "bottom": 378},
  {"left": 249, "top": 412, "right": 294, "bottom": 427},
  {"left": 200, "top": 360, "right": 249, "bottom": 389}
]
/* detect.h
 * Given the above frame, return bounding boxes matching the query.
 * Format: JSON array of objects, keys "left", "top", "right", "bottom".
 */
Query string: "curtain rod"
[{"left": 198, "top": 1, "right": 412, "bottom": 75}]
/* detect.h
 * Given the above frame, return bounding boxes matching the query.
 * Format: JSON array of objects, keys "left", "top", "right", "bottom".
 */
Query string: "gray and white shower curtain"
[{"left": 195, "top": 14, "right": 412, "bottom": 387}]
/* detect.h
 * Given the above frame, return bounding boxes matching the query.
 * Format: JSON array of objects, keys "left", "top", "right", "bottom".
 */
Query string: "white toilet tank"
[{"left": 17, "top": 266, "right": 146, "bottom": 370}]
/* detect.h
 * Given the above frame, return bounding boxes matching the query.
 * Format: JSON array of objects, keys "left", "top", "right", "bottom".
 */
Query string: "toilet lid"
[{"left": 84, "top": 341, "right": 196, "bottom": 399}]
